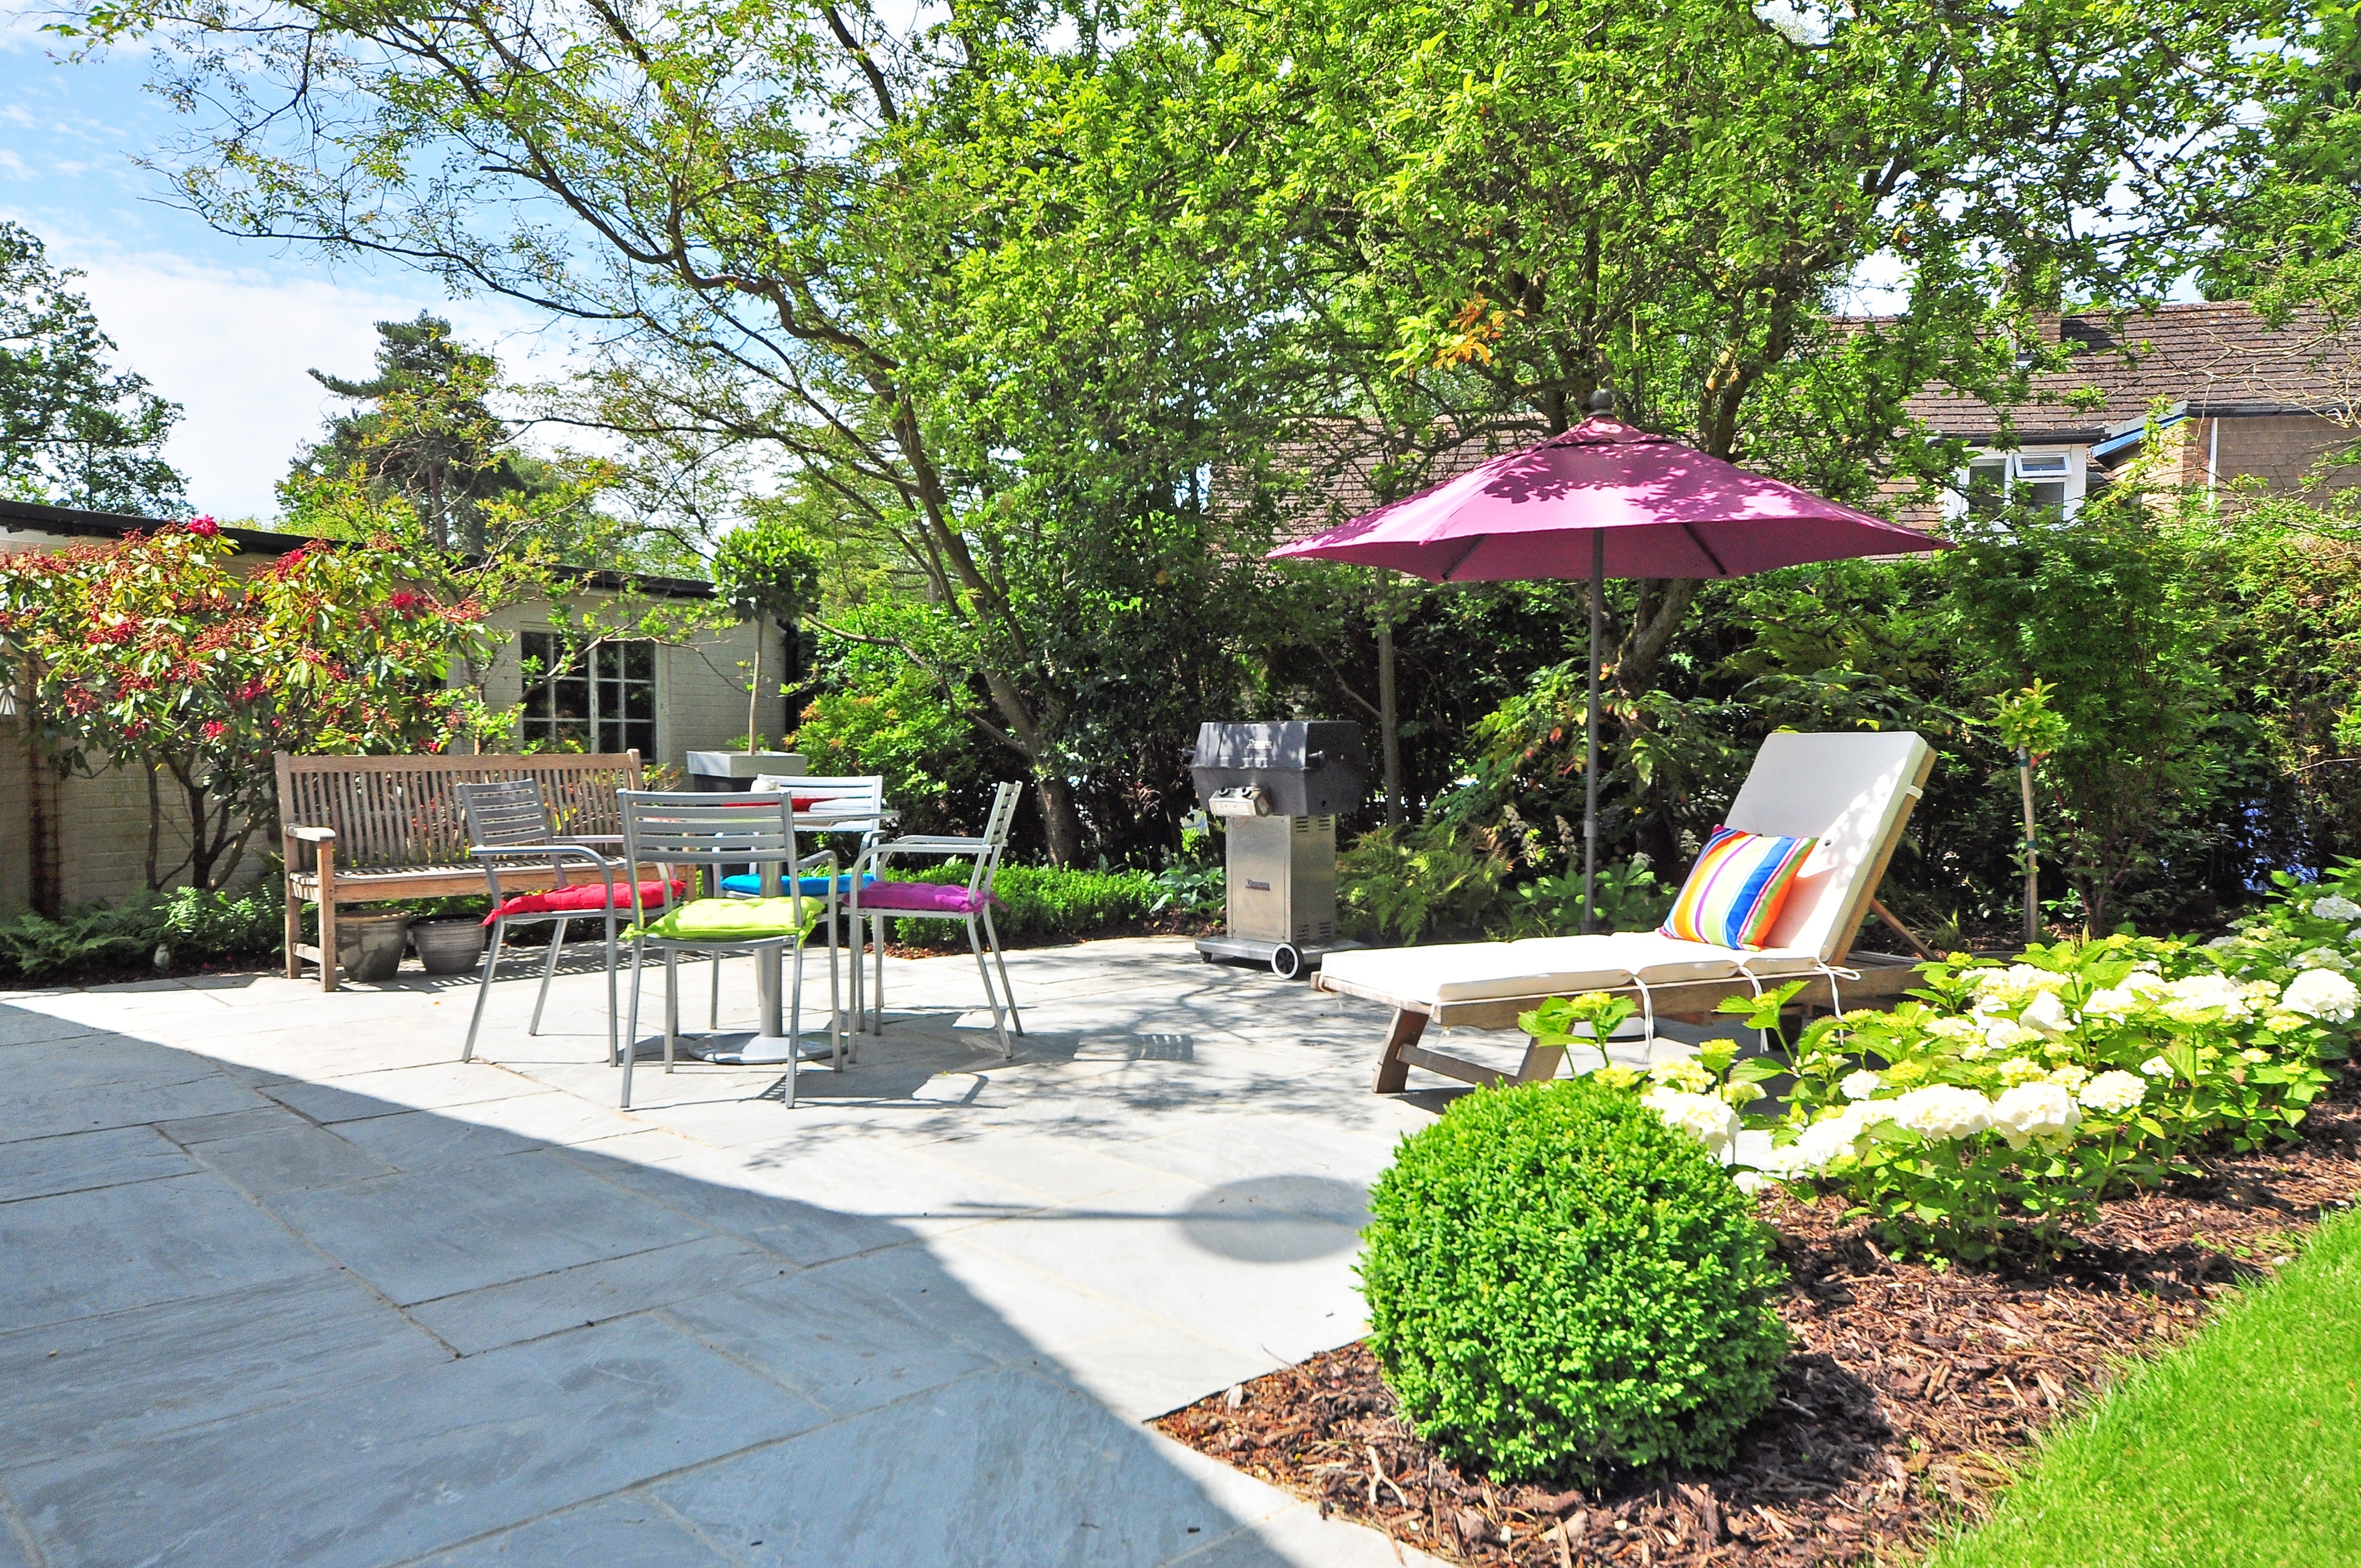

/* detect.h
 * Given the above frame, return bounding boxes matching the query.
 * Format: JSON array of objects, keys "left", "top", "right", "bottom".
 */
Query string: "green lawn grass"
[{"left": 1925, "top": 1205, "right": 2361, "bottom": 1568}]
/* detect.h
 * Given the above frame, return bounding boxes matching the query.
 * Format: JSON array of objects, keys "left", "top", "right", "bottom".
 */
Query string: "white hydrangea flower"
[
  {"left": 1774, "top": 1106, "right": 1877, "bottom": 1173},
  {"left": 1968, "top": 964, "right": 2070, "bottom": 1014},
  {"left": 1996, "top": 1057, "right": 2045, "bottom": 1086},
  {"left": 2295, "top": 946, "right": 2352, "bottom": 972},
  {"left": 1926, "top": 1016, "right": 1986, "bottom": 1048},
  {"left": 2082, "top": 970, "right": 2167, "bottom": 1021},
  {"left": 2240, "top": 1048, "right": 2271, "bottom": 1064},
  {"left": 2140, "top": 1055, "right": 2174, "bottom": 1079},
  {"left": 1647, "top": 1057, "right": 1715, "bottom": 1095},
  {"left": 2018, "top": 990, "right": 2072, "bottom": 1038},
  {"left": 1884, "top": 1085, "right": 1995, "bottom": 1141},
  {"left": 1992, "top": 1082, "right": 2082, "bottom": 1150},
  {"left": 1643, "top": 1087, "right": 1739, "bottom": 1155},
  {"left": 2348, "top": 923, "right": 2361, "bottom": 945},
  {"left": 2265, "top": 1012, "right": 2306, "bottom": 1033},
  {"left": 2204, "top": 934, "right": 2244, "bottom": 951},
  {"left": 2159, "top": 973, "right": 2253, "bottom": 1023},
  {"left": 2283, "top": 968, "right": 2361, "bottom": 1024},
  {"left": 2046, "top": 1063, "right": 2091, "bottom": 1092},
  {"left": 2310, "top": 894, "right": 2361, "bottom": 923},
  {"left": 2078, "top": 1070, "right": 2148, "bottom": 1115},
  {"left": 1733, "top": 1170, "right": 1774, "bottom": 1196},
  {"left": 1720, "top": 1080, "right": 1766, "bottom": 1107},
  {"left": 1840, "top": 1069, "right": 1884, "bottom": 1101},
  {"left": 1983, "top": 1019, "right": 2044, "bottom": 1052}
]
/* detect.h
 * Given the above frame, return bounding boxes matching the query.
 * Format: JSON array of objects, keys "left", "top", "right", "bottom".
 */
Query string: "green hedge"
[{"left": 877, "top": 860, "right": 1216, "bottom": 944}]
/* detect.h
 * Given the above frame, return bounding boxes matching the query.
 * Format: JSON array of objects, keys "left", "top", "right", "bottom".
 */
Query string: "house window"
[
  {"left": 520, "top": 633, "right": 657, "bottom": 758},
  {"left": 1952, "top": 449, "right": 2085, "bottom": 520}
]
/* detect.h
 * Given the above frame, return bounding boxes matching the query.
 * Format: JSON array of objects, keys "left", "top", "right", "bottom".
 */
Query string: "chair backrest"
[
  {"left": 965, "top": 781, "right": 1025, "bottom": 897},
  {"left": 751, "top": 774, "right": 885, "bottom": 811},
  {"left": 455, "top": 779, "right": 552, "bottom": 851},
  {"left": 1722, "top": 731, "right": 1935, "bottom": 962},
  {"left": 618, "top": 790, "right": 804, "bottom": 917}
]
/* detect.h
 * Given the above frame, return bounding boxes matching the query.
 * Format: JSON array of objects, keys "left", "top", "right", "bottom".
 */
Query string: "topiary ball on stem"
[{"left": 1360, "top": 1077, "right": 1788, "bottom": 1484}]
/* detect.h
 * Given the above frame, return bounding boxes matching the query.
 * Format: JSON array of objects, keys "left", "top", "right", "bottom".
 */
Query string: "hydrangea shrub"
[
  {"left": 1520, "top": 871, "right": 2357, "bottom": 1259},
  {"left": 1359, "top": 1079, "right": 1787, "bottom": 1483}
]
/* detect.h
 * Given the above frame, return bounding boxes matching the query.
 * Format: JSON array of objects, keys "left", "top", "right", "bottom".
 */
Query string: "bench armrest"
[{"left": 285, "top": 825, "right": 337, "bottom": 845}]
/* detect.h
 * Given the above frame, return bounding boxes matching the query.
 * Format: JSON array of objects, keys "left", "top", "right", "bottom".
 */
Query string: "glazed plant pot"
[
  {"left": 411, "top": 917, "right": 487, "bottom": 976},
  {"left": 334, "top": 912, "right": 412, "bottom": 983}
]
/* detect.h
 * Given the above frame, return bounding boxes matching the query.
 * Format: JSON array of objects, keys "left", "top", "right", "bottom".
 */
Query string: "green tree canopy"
[{"left": 0, "top": 220, "right": 185, "bottom": 515}]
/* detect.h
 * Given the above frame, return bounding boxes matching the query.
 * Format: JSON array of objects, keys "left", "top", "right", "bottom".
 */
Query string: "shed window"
[{"left": 520, "top": 633, "right": 656, "bottom": 759}]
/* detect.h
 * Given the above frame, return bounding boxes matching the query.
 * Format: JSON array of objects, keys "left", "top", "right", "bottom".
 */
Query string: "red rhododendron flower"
[
  {"left": 202, "top": 720, "right": 229, "bottom": 741},
  {"left": 389, "top": 590, "right": 422, "bottom": 615},
  {"left": 187, "top": 516, "right": 221, "bottom": 538}
]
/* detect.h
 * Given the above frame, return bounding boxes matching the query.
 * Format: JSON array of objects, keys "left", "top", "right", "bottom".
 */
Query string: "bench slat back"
[{"left": 275, "top": 752, "right": 643, "bottom": 872}]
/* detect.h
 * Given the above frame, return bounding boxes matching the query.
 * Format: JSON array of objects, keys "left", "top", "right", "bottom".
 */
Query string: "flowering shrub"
[
  {"left": 0, "top": 522, "right": 509, "bottom": 888},
  {"left": 1523, "top": 875, "right": 2354, "bottom": 1260}
]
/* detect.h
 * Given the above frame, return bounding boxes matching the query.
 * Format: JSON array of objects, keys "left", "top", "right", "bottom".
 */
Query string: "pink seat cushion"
[
  {"left": 852, "top": 881, "right": 1004, "bottom": 915},
  {"left": 486, "top": 879, "right": 687, "bottom": 923}
]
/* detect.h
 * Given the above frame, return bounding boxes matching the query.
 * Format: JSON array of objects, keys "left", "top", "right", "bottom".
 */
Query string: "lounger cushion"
[
  {"left": 1323, "top": 932, "right": 1753, "bottom": 1007},
  {"left": 1660, "top": 825, "right": 1816, "bottom": 949}
]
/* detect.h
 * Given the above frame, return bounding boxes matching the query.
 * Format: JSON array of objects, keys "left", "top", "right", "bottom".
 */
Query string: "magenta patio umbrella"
[{"left": 1270, "top": 398, "right": 1946, "bottom": 929}]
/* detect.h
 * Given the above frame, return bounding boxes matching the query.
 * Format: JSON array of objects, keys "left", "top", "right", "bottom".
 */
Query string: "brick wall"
[{"left": 2204, "top": 413, "right": 2361, "bottom": 496}]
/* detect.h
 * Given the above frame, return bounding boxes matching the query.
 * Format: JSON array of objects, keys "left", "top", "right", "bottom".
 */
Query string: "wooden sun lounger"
[{"left": 1316, "top": 731, "right": 1939, "bottom": 1096}]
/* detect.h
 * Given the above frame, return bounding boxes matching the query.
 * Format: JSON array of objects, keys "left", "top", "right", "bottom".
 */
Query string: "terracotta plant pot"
[
  {"left": 411, "top": 917, "right": 487, "bottom": 976},
  {"left": 334, "top": 911, "right": 412, "bottom": 983}
]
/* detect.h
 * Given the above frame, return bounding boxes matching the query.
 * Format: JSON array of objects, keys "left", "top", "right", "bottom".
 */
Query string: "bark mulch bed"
[{"left": 1156, "top": 1075, "right": 2361, "bottom": 1566}]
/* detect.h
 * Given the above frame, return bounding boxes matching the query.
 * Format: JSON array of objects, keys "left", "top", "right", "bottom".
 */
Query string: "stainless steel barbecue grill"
[{"left": 1189, "top": 720, "right": 1368, "bottom": 978}]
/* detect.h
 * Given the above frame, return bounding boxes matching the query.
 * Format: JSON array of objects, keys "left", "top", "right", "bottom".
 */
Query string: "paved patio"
[{"left": 0, "top": 935, "right": 1492, "bottom": 1567}]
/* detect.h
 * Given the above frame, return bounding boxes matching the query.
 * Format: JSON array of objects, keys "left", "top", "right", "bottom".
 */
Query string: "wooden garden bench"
[{"left": 276, "top": 751, "right": 643, "bottom": 991}]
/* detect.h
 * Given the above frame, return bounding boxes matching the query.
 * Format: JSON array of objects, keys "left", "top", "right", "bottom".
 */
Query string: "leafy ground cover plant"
[
  {"left": 1359, "top": 1077, "right": 1788, "bottom": 1483},
  {"left": 0, "top": 883, "right": 285, "bottom": 982},
  {"left": 1533, "top": 870, "right": 2360, "bottom": 1261}
]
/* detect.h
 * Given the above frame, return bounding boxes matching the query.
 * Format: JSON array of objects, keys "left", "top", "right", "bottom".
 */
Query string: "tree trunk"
[
  {"left": 1376, "top": 619, "right": 1404, "bottom": 826},
  {"left": 22, "top": 712, "right": 61, "bottom": 916},
  {"left": 145, "top": 759, "right": 164, "bottom": 890},
  {"left": 746, "top": 628, "right": 762, "bottom": 754},
  {"left": 1032, "top": 770, "right": 1087, "bottom": 865}
]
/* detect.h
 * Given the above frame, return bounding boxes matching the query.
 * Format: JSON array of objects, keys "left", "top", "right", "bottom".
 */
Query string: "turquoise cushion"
[{"left": 720, "top": 873, "right": 875, "bottom": 898}]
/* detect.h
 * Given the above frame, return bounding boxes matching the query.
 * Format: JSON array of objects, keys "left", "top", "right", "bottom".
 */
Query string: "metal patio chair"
[
  {"left": 618, "top": 790, "right": 845, "bottom": 1108},
  {"left": 456, "top": 778, "right": 657, "bottom": 1070},
  {"left": 845, "top": 781, "right": 1025, "bottom": 1056}
]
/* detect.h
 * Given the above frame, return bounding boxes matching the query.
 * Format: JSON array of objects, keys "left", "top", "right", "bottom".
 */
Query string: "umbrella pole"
[{"left": 1582, "top": 532, "right": 1603, "bottom": 935}]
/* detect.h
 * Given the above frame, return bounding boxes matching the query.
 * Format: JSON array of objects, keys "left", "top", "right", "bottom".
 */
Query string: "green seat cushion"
[{"left": 629, "top": 897, "right": 815, "bottom": 943}]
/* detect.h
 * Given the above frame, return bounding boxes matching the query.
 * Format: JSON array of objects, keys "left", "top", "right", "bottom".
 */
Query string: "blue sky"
[{"left": 1, "top": 23, "right": 553, "bottom": 520}]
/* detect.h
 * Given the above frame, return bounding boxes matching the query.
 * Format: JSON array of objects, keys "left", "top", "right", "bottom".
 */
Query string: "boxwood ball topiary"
[{"left": 1360, "top": 1077, "right": 1788, "bottom": 1483}]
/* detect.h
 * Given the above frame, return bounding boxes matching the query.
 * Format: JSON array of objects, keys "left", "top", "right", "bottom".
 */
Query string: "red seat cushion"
[
  {"left": 851, "top": 881, "right": 1004, "bottom": 915},
  {"left": 485, "top": 879, "right": 686, "bottom": 924}
]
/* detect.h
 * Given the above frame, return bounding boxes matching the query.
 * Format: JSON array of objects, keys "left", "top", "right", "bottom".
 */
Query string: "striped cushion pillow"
[{"left": 1658, "top": 826, "right": 1818, "bottom": 950}]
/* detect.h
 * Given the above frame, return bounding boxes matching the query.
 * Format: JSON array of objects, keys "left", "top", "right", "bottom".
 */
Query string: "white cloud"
[{"left": 50, "top": 242, "right": 566, "bottom": 519}]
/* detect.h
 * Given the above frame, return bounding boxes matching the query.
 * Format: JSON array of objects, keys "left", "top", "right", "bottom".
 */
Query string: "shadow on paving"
[{"left": 0, "top": 999, "right": 1388, "bottom": 1568}]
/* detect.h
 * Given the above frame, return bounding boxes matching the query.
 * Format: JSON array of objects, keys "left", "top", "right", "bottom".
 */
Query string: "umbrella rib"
[
  {"left": 1679, "top": 521, "right": 1729, "bottom": 578},
  {"left": 1434, "top": 535, "right": 1488, "bottom": 582}
]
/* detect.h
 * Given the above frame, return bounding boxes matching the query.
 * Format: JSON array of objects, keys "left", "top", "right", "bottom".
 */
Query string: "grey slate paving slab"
[
  {"left": 409, "top": 1234, "right": 791, "bottom": 1355},
  {"left": 155, "top": 1104, "right": 312, "bottom": 1144},
  {"left": 4, "top": 1072, "right": 264, "bottom": 1145},
  {"left": 0, "top": 1004, "right": 99, "bottom": 1047},
  {"left": 0, "top": 1271, "right": 448, "bottom": 1468},
  {"left": 0, "top": 1125, "right": 193, "bottom": 1204},
  {"left": 0, "top": 1172, "right": 328, "bottom": 1335},
  {"left": 652, "top": 1363, "right": 1284, "bottom": 1568},
  {"left": 9, "top": 1315, "right": 829, "bottom": 1568},
  {"left": 330, "top": 1109, "right": 543, "bottom": 1171},
  {"left": 4, "top": 1036, "right": 221, "bottom": 1096},
  {"left": 423, "top": 1494, "right": 732, "bottom": 1565},
  {"left": 259, "top": 1148, "right": 709, "bottom": 1305},
  {"left": 195, "top": 1123, "right": 401, "bottom": 1196}
]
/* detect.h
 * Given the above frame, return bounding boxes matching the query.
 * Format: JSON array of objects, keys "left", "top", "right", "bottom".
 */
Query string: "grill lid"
[{"left": 1190, "top": 721, "right": 1367, "bottom": 815}]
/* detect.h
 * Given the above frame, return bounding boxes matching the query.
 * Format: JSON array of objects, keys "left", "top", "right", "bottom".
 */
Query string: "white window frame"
[
  {"left": 518, "top": 631, "right": 660, "bottom": 759},
  {"left": 1945, "top": 447, "right": 2090, "bottom": 521}
]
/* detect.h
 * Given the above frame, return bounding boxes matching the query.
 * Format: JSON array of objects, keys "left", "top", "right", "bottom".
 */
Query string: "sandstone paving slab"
[
  {"left": 329, "top": 1108, "right": 545, "bottom": 1172},
  {"left": 654, "top": 1362, "right": 1308, "bottom": 1568},
  {"left": 954, "top": 1177, "right": 1368, "bottom": 1369},
  {"left": 194, "top": 1123, "right": 402, "bottom": 1197},
  {"left": 257, "top": 1150, "right": 709, "bottom": 1305},
  {"left": 408, "top": 1234, "right": 793, "bottom": 1355},
  {"left": 0, "top": 1271, "right": 448, "bottom": 1469},
  {"left": 0, "top": 1004, "right": 101, "bottom": 1047},
  {"left": 421, "top": 1494, "right": 733, "bottom": 1566},
  {"left": 8, "top": 1315, "right": 830, "bottom": 1568},
  {"left": 0, "top": 1125, "right": 193, "bottom": 1204},
  {"left": 0, "top": 1172, "right": 328, "bottom": 1335},
  {"left": 263, "top": 1060, "right": 547, "bottom": 1125}
]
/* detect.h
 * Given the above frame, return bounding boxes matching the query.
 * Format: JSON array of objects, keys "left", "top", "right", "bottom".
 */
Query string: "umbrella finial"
[{"left": 1587, "top": 386, "right": 1615, "bottom": 417}]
